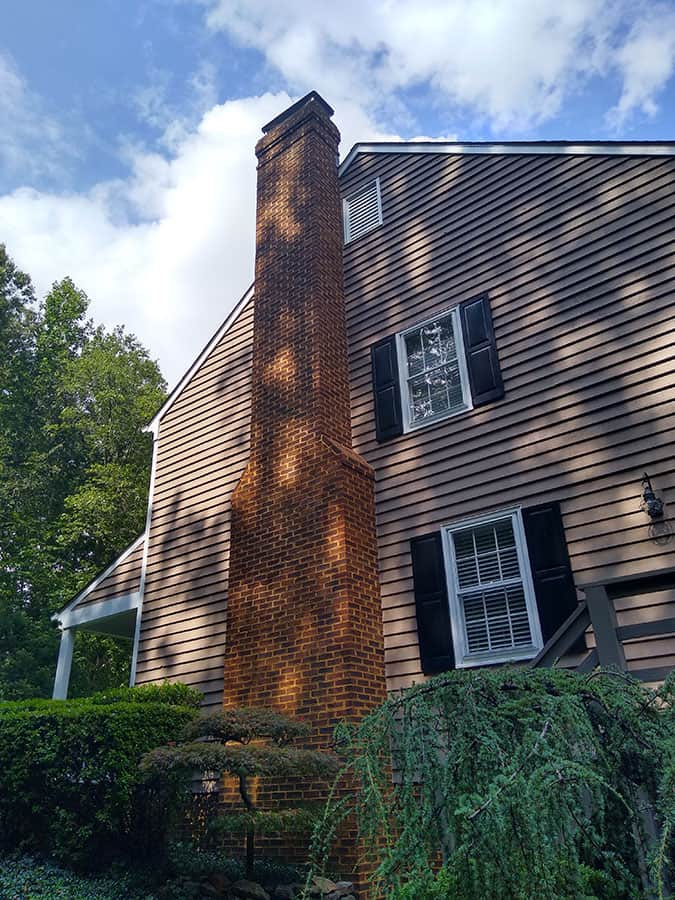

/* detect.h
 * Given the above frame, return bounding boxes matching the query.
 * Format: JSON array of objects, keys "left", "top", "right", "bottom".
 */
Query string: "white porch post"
[{"left": 52, "top": 628, "right": 75, "bottom": 699}]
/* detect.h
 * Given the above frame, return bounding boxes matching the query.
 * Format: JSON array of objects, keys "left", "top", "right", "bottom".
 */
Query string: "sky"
[{"left": 1, "top": 0, "right": 675, "bottom": 387}]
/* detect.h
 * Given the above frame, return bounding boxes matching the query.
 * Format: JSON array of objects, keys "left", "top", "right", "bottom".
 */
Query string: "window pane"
[
  {"left": 450, "top": 515, "right": 535, "bottom": 659},
  {"left": 453, "top": 518, "right": 520, "bottom": 588},
  {"left": 462, "top": 585, "right": 532, "bottom": 654},
  {"left": 408, "top": 365, "right": 463, "bottom": 423},
  {"left": 404, "top": 313, "right": 465, "bottom": 425},
  {"left": 404, "top": 331, "right": 424, "bottom": 376}
]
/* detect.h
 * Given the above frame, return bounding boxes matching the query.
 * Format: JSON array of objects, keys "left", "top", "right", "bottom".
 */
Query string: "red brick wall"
[{"left": 222, "top": 93, "right": 387, "bottom": 878}]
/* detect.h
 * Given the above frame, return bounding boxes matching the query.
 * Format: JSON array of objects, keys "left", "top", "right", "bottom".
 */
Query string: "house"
[{"left": 53, "top": 92, "right": 675, "bottom": 717}]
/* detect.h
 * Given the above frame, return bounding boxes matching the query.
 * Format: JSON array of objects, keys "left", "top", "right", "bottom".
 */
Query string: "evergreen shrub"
[
  {"left": 310, "top": 667, "right": 675, "bottom": 899},
  {"left": 0, "top": 683, "right": 200, "bottom": 868}
]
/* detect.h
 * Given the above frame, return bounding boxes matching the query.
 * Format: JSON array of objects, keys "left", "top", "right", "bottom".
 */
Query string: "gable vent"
[{"left": 342, "top": 177, "right": 382, "bottom": 243}]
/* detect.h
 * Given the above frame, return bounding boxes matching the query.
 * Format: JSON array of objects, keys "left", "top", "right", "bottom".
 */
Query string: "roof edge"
[
  {"left": 339, "top": 140, "right": 675, "bottom": 177},
  {"left": 147, "top": 283, "right": 254, "bottom": 433},
  {"left": 54, "top": 532, "right": 146, "bottom": 621}
]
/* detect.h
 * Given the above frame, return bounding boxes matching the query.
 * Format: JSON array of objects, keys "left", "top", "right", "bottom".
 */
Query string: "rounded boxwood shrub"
[{"left": 0, "top": 683, "right": 200, "bottom": 868}]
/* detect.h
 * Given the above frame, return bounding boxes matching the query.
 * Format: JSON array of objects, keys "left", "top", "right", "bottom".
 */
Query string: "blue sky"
[{"left": 1, "top": 0, "right": 675, "bottom": 384}]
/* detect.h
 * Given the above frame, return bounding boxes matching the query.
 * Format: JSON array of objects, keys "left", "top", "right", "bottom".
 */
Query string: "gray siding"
[
  {"left": 342, "top": 151, "right": 675, "bottom": 690},
  {"left": 134, "top": 299, "right": 254, "bottom": 707},
  {"left": 75, "top": 538, "right": 143, "bottom": 608}
]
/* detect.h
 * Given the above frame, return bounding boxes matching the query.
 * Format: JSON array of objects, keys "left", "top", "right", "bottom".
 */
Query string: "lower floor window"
[{"left": 443, "top": 509, "right": 543, "bottom": 666}]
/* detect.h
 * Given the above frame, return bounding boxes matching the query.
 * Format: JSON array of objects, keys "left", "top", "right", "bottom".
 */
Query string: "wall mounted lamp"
[{"left": 641, "top": 473, "right": 664, "bottom": 520}]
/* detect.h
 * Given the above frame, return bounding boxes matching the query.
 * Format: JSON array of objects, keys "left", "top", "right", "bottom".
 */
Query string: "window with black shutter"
[
  {"left": 410, "top": 504, "right": 578, "bottom": 673},
  {"left": 372, "top": 293, "right": 503, "bottom": 441},
  {"left": 442, "top": 509, "right": 543, "bottom": 666}
]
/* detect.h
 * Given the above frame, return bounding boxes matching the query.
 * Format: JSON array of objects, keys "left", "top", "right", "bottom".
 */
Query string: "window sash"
[
  {"left": 397, "top": 307, "right": 472, "bottom": 431},
  {"left": 442, "top": 509, "right": 543, "bottom": 666}
]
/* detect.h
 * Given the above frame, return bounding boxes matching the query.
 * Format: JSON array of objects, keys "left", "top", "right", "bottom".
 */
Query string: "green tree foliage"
[
  {"left": 0, "top": 244, "right": 166, "bottom": 699},
  {"left": 141, "top": 708, "right": 340, "bottom": 877},
  {"left": 0, "top": 684, "right": 201, "bottom": 868},
  {"left": 310, "top": 668, "right": 675, "bottom": 899}
]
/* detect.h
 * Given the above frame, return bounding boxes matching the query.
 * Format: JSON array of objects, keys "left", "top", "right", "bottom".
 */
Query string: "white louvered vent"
[{"left": 342, "top": 177, "right": 382, "bottom": 244}]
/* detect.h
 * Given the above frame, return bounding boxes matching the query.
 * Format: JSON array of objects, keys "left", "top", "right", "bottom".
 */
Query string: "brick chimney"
[{"left": 222, "top": 92, "right": 386, "bottom": 864}]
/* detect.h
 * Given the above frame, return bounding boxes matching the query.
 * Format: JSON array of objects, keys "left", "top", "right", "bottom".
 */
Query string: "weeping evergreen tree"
[{"left": 309, "top": 668, "right": 675, "bottom": 900}]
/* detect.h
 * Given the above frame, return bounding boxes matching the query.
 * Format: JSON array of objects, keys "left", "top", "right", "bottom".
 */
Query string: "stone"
[
  {"left": 312, "top": 876, "right": 337, "bottom": 894},
  {"left": 200, "top": 886, "right": 222, "bottom": 898},
  {"left": 272, "top": 887, "right": 296, "bottom": 900},
  {"left": 208, "top": 873, "right": 233, "bottom": 895},
  {"left": 231, "top": 880, "right": 271, "bottom": 900},
  {"left": 334, "top": 885, "right": 354, "bottom": 896}
]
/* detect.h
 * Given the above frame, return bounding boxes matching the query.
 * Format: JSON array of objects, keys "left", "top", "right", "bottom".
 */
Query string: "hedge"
[{"left": 0, "top": 683, "right": 201, "bottom": 868}]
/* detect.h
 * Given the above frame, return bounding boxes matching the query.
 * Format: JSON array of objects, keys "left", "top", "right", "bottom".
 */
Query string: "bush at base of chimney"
[
  {"left": 141, "top": 708, "right": 341, "bottom": 880},
  {"left": 0, "top": 684, "right": 201, "bottom": 869}
]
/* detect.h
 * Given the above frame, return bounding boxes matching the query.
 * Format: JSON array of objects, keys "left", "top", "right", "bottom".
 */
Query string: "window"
[
  {"left": 371, "top": 293, "right": 503, "bottom": 443},
  {"left": 343, "top": 178, "right": 382, "bottom": 243},
  {"left": 397, "top": 308, "right": 472, "bottom": 429},
  {"left": 442, "top": 509, "right": 543, "bottom": 667}
]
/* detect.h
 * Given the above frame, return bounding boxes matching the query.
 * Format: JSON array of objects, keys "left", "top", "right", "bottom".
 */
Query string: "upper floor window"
[
  {"left": 398, "top": 309, "right": 472, "bottom": 429},
  {"left": 343, "top": 178, "right": 382, "bottom": 244},
  {"left": 371, "top": 293, "right": 503, "bottom": 443}
]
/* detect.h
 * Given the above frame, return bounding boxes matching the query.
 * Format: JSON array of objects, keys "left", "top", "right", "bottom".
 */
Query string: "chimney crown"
[{"left": 261, "top": 90, "right": 334, "bottom": 134}]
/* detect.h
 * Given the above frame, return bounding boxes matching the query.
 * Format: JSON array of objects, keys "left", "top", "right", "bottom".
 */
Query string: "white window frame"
[
  {"left": 441, "top": 507, "right": 543, "bottom": 667},
  {"left": 396, "top": 305, "right": 473, "bottom": 433}
]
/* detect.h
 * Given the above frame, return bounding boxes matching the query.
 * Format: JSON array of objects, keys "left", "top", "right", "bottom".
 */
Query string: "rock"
[
  {"left": 200, "top": 886, "right": 222, "bottom": 898},
  {"left": 312, "top": 875, "right": 337, "bottom": 895},
  {"left": 334, "top": 885, "right": 354, "bottom": 896},
  {"left": 208, "top": 873, "right": 233, "bottom": 895},
  {"left": 231, "top": 880, "right": 271, "bottom": 900},
  {"left": 272, "top": 887, "right": 296, "bottom": 900}
]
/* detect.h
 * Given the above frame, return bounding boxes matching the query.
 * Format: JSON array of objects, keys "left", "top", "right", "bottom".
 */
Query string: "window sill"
[{"left": 455, "top": 645, "right": 541, "bottom": 668}]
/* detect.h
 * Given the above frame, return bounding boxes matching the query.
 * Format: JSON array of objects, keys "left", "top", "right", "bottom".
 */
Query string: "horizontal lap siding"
[
  {"left": 76, "top": 540, "right": 143, "bottom": 607},
  {"left": 134, "top": 299, "right": 254, "bottom": 706},
  {"left": 342, "top": 152, "right": 675, "bottom": 691}
]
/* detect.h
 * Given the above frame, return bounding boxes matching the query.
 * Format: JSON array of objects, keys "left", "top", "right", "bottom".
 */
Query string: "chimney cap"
[{"left": 262, "top": 91, "right": 334, "bottom": 135}]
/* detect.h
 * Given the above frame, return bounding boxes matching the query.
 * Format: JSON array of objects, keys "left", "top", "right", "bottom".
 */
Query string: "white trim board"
[
  {"left": 147, "top": 283, "right": 254, "bottom": 431},
  {"left": 53, "top": 532, "right": 146, "bottom": 619},
  {"left": 129, "top": 421, "right": 160, "bottom": 686},
  {"left": 339, "top": 140, "right": 675, "bottom": 177},
  {"left": 56, "top": 591, "right": 140, "bottom": 630}
]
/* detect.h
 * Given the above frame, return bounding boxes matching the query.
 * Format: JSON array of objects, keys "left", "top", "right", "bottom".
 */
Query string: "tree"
[
  {"left": 0, "top": 244, "right": 166, "bottom": 699},
  {"left": 309, "top": 667, "right": 675, "bottom": 899},
  {"left": 141, "top": 708, "right": 340, "bottom": 877}
]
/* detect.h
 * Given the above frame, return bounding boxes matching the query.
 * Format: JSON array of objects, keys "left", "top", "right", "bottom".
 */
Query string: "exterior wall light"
[{"left": 641, "top": 473, "right": 664, "bottom": 520}]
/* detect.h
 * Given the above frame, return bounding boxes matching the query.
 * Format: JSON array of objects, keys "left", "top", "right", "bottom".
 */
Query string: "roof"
[
  {"left": 53, "top": 532, "right": 145, "bottom": 620},
  {"left": 339, "top": 140, "right": 675, "bottom": 177},
  {"left": 146, "top": 283, "right": 254, "bottom": 432}
]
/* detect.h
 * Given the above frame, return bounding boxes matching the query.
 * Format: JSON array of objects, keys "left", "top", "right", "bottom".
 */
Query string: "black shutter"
[
  {"left": 522, "top": 502, "right": 584, "bottom": 648},
  {"left": 371, "top": 335, "right": 403, "bottom": 441},
  {"left": 410, "top": 533, "right": 455, "bottom": 674},
  {"left": 459, "top": 293, "right": 503, "bottom": 406}
]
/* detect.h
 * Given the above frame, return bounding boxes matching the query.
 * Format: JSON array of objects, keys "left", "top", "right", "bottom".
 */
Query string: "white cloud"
[
  {"left": 0, "top": 52, "right": 74, "bottom": 183},
  {"left": 608, "top": 4, "right": 675, "bottom": 125},
  {"left": 200, "top": 0, "right": 675, "bottom": 130},
  {"left": 0, "top": 92, "right": 392, "bottom": 387}
]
